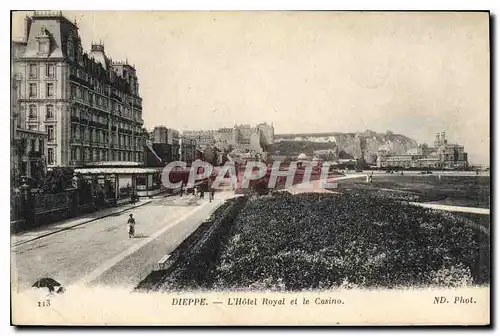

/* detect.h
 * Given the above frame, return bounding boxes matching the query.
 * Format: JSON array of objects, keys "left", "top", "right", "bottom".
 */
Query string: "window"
[
  {"left": 46, "top": 83, "right": 54, "bottom": 98},
  {"left": 47, "top": 148, "right": 54, "bottom": 165},
  {"left": 39, "top": 139, "right": 44, "bottom": 154},
  {"left": 38, "top": 41, "right": 49, "bottom": 54},
  {"left": 46, "top": 64, "right": 55, "bottom": 78},
  {"left": 47, "top": 125, "right": 54, "bottom": 142},
  {"left": 28, "top": 105, "right": 37, "bottom": 119},
  {"left": 29, "top": 83, "right": 37, "bottom": 98},
  {"left": 45, "top": 105, "right": 54, "bottom": 120},
  {"left": 29, "top": 64, "right": 38, "bottom": 79},
  {"left": 30, "top": 139, "right": 36, "bottom": 152}
]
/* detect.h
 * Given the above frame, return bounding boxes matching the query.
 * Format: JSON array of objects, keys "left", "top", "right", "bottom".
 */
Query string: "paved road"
[{"left": 11, "top": 192, "right": 232, "bottom": 293}]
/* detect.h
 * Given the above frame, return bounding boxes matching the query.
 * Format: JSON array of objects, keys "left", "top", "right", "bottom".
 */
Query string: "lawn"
[
  {"left": 210, "top": 192, "right": 489, "bottom": 291},
  {"left": 336, "top": 175, "right": 490, "bottom": 208}
]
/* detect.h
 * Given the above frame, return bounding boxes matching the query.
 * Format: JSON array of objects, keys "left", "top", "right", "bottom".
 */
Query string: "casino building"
[
  {"left": 12, "top": 11, "right": 145, "bottom": 168},
  {"left": 377, "top": 132, "right": 469, "bottom": 170}
]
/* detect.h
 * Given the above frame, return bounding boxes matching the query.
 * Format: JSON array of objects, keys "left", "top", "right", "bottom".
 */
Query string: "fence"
[
  {"left": 10, "top": 193, "right": 24, "bottom": 222},
  {"left": 11, "top": 186, "right": 114, "bottom": 233},
  {"left": 33, "top": 191, "right": 72, "bottom": 215}
]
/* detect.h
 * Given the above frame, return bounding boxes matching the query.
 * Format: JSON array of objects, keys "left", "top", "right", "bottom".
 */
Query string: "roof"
[
  {"left": 74, "top": 167, "right": 159, "bottom": 175},
  {"left": 84, "top": 161, "right": 142, "bottom": 167}
]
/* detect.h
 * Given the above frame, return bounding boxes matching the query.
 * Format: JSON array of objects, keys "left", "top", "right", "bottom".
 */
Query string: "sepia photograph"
[{"left": 9, "top": 9, "right": 490, "bottom": 326}]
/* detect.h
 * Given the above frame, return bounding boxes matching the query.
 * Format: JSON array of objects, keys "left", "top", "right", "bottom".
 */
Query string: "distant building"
[
  {"left": 182, "top": 122, "right": 274, "bottom": 154},
  {"left": 180, "top": 137, "right": 197, "bottom": 165},
  {"left": 377, "top": 132, "right": 468, "bottom": 169},
  {"left": 143, "top": 126, "right": 182, "bottom": 166},
  {"left": 151, "top": 126, "right": 179, "bottom": 145}
]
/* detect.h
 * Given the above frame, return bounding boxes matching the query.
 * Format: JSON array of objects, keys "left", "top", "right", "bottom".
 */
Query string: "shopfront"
[{"left": 74, "top": 162, "right": 162, "bottom": 204}]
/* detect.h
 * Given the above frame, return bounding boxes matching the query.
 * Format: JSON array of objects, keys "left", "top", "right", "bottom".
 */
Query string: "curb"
[{"left": 12, "top": 200, "right": 152, "bottom": 248}]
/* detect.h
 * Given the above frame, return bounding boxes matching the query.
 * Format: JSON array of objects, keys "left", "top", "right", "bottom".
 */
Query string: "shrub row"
[{"left": 212, "top": 192, "right": 489, "bottom": 291}]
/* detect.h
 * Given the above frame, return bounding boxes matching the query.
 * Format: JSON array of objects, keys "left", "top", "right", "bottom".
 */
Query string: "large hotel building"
[{"left": 12, "top": 11, "right": 144, "bottom": 167}]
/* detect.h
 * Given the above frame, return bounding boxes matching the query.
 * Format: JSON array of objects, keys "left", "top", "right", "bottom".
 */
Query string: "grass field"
[{"left": 336, "top": 175, "right": 490, "bottom": 209}]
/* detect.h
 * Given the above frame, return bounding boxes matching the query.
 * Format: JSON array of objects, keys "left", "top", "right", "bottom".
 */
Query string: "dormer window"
[
  {"left": 38, "top": 40, "right": 49, "bottom": 53},
  {"left": 36, "top": 27, "right": 50, "bottom": 55}
]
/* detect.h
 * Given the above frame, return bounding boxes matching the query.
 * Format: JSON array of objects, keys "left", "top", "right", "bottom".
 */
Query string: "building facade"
[
  {"left": 11, "top": 40, "right": 48, "bottom": 186},
  {"left": 13, "top": 11, "right": 144, "bottom": 168}
]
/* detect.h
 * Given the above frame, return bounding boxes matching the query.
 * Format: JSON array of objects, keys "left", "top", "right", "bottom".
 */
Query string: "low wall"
[
  {"left": 11, "top": 188, "right": 105, "bottom": 234},
  {"left": 137, "top": 196, "right": 248, "bottom": 291}
]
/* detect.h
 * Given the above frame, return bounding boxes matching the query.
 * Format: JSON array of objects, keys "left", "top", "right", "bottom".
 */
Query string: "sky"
[{"left": 12, "top": 11, "right": 490, "bottom": 164}]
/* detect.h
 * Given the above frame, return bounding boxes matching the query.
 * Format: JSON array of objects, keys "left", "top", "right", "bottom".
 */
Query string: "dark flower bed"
[{"left": 212, "top": 192, "right": 489, "bottom": 291}]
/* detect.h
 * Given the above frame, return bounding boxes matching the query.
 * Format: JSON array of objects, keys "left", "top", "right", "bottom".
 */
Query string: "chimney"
[
  {"left": 441, "top": 132, "right": 446, "bottom": 144},
  {"left": 436, "top": 133, "right": 440, "bottom": 144}
]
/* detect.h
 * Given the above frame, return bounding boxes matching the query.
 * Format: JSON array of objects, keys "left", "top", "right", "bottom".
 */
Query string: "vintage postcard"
[{"left": 10, "top": 10, "right": 490, "bottom": 326}]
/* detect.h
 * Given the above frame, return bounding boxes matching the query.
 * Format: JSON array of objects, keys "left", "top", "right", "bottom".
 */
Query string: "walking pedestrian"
[
  {"left": 209, "top": 187, "right": 215, "bottom": 202},
  {"left": 127, "top": 213, "right": 136, "bottom": 238},
  {"left": 131, "top": 189, "right": 138, "bottom": 205},
  {"left": 180, "top": 182, "right": 184, "bottom": 197}
]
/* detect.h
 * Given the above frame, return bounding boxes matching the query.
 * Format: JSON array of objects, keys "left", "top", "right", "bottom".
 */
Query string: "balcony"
[
  {"left": 89, "top": 120, "right": 108, "bottom": 129},
  {"left": 69, "top": 160, "right": 84, "bottom": 166},
  {"left": 69, "top": 74, "right": 92, "bottom": 88},
  {"left": 110, "top": 93, "right": 122, "bottom": 102},
  {"left": 70, "top": 138, "right": 82, "bottom": 145},
  {"left": 119, "top": 128, "right": 133, "bottom": 135},
  {"left": 28, "top": 151, "right": 43, "bottom": 158}
]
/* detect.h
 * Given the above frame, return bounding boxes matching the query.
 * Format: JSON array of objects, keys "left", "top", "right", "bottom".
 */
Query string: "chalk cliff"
[{"left": 270, "top": 130, "right": 418, "bottom": 164}]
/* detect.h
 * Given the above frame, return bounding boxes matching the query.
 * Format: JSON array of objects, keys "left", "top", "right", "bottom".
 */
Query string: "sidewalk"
[
  {"left": 409, "top": 202, "right": 490, "bottom": 215},
  {"left": 12, "top": 199, "right": 152, "bottom": 247}
]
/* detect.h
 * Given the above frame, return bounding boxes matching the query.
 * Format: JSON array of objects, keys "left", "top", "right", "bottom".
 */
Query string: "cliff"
[{"left": 270, "top": 131, "right": 418, "bottom": 164}]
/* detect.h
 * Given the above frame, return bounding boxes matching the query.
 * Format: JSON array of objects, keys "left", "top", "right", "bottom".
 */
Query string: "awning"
[{"left": 74, "top": 167, "right": 160, "bottom": 175}]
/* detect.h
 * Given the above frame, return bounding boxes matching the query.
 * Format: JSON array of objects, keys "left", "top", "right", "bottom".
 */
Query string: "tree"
[
  {"left": 338, "top": 150, "right": 353, "bottom": 159},
  {"left": 38, "top": 167, "right": 75, "bottom": 194}
]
